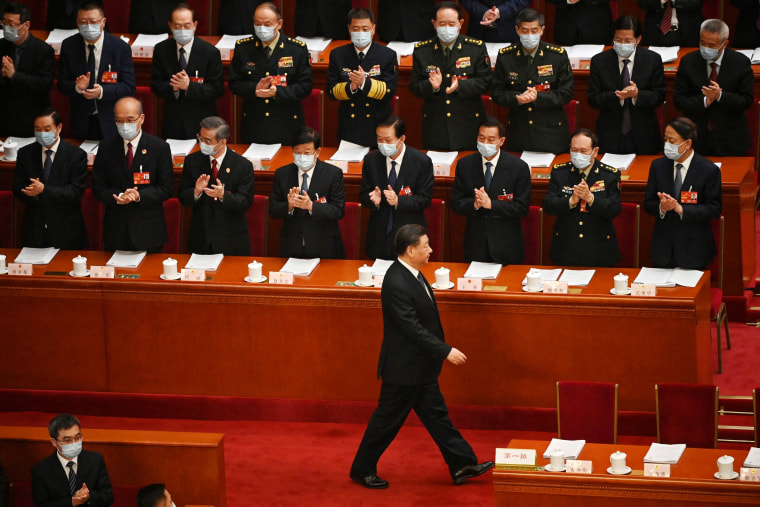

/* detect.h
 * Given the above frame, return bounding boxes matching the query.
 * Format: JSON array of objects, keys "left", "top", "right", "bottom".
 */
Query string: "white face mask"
[
  {"left": 663, "top": 141, "right": 686, "bottom": 160},
  {"left": 199, "top": 141, "right": 218, "bottom": 156},
  {"left": 78, "top": 23, "right": 102, "bottom": 41},
  {"left": 436, "top": 26, "right": 459, "bottom": 44},
  {"left": 172, "top": 29, "right": 193, "bottom": 46},
  {"left": 613, "top": 42, "right": 635, "bottom": 59},
  {"left": 293, "top": 154, "right": 315, "bottom": 171},
  {"left": 116, "top": 122, "right": 139, "bottom": 141},
  {"left": 476, "top": 142, "right": 498, "bottom": 158},
  {"left": 519, "top": 33, "right": 541, "bottom": 49},
  {"left": 60, "top": 440, "right": 82, "bottom": 459},
  {"left": 3, "top": 24, "right": 22, "bottom": 42},
  {"left": 377, "top": 142, "right": 398, "bottom": 158},
  {"left": 351, "top": 31, "right": 372, "bottom": 49},
  {"left": 254, "top": 25, "right": 276, "bottom": 42},
  {"left": 570, "top": 152, "right": 592, "bottom": 170}
]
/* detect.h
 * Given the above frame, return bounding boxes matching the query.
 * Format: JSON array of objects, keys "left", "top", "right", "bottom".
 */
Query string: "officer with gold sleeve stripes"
[
  {"left": 410, "top": 2, "right": 492, "bottom": 151},
  {"left": 228, "top": 2, "right": 312, "bottom": 145},
  {"left": 492, "top": 8, "right": 574, "bottom": 154},
  {"left": 326, "top": 8, "right": 398, "bottom": 148}
]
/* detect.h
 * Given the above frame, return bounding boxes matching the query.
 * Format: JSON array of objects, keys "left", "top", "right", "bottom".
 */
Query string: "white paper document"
[
  {"left": 634, "top": 267, "right": 703, "bottom": 287},
  {"left": 463, "top": 262, "right": 502, "bottom": 279},
  {"left": 295, "top": 36, "right": 332, "bottom": 52},
  {"left": 331, "top": 140, "right": 370, "bottom": 162},
  {"left": 79, "top": 140, "right": 100, "bottom": 154},
  {"left": 45, "top": 28, "right": 79, "bottom": 44},
  {"left": 485, "top": 42, "right": 511, "bottom": 67},
  {"left": 564, "top": 45, "right": 604, "bottom": 60},
  {"left": 185, "top": 253, "right": 224, "bottom": 271},
  {"left": 280, "top": 258, "right": 320, "bottom": 276},
  {"left": 750, "top": 48, "right": 760, "bottom": 64},
  {"left": 521, "top": 268, "right": 562, "bottom": 285},
  {"left": 643, "top": 443, "right": 686, "bottom": 464},
  {"left": 242, "top": 143, "right": 281, "bottom": 160},
  {"left": 166, "top": 139, "right": 197, "bottom": 156},
  {"left": 371, "top": 259, "right": 394, "bottom": 276},
  {"left": 558, "top": 269, "right": 595, "bottom": 286},
  {"left": 132, "top": 33, "right": 169, "bottom": 47},
  {"left": 426, "top": 150, "right": 458, "bottom": 166},
  {"left": 520, "top": 151, "right": 556, "bottom": 167},
  {"left": 743, "top": 447, "right": 760, "bottom": 467},
  {"left": 106, "top": 250, "right": 147, "bottom": 268},
  {"left": 216, "top": 34, "right": 251, "bottom": 49},
  {"left": 649, "top": 46, "right": 679, "bottom": 63},
  {"left": 14, "top": 247, "right": 59, "bottom": 265},
  {"left": 543, "top": 438, "right": 586, "bottom": 460},
  {"left": 386, "top": 41, "right": 417, "bottom": 57},
  {"left": 600, "top": 153, "right": 636, "bottom": 171}
]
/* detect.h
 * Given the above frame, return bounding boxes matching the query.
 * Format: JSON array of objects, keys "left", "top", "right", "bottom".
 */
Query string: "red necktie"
[
  {"left": 709, "top": 62, "right": 718, "bottom": 83},
  {"left": 660, "top": 1, "right": 672, "bottom": 34},
  {"left": 126, "top": 142, "right": 133, "bottom": 170},
  {"left": 211, "top": 159, "right": 219, "bottom": 181}
]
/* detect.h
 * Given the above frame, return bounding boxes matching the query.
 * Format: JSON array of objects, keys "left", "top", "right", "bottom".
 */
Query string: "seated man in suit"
[
  {"left": 545, "top": 0, "right": 614, "bottom": 45},
  {"left": 178, "top": 116, "right": 255, "bottom": 256},
  {"left": 0, "top": 2, "right": 55, "bottom": 137},
  {"left": 360, "top": 115, "right": 434, "bottom": 260},
  {"left": 151, "top": 3, "right": 224, "bottom": 140},
  {"left": 92, "top": 97, "right": 173, "bottom": 253},
  {"left": 270, "top": 127, "right": 346, "bottom": 259},
  {"left": 674, "top": 19, "right": 754, "bottom": 157},
  {"left": 461, "top": 0, "right": 532, "bottom": 43},
  {"left": 450, "top": 117, "right": 532, "bottom": 265},
  {"left": 638, "top": 0, "right": 703, "bottom": 47},
  {"left": 13, "top": 108, "right": 89, "bottom": 249},
  {"left": 588, "top": 15, "right": 666, "bottom": 155},
  {"left": 543, "top": 128, "right": 622, "bottom": 267},
  {"left": 327, "top": 7, "right": 398, "bottom": 149},
  {"left": 643, "top": 117, "right": 721, "bottom": 270},
  {"left": 58, "top": 1, "right": 136, "bottom": 140},
  {"left": 137, "top": 483, "right": 174, "bottom": 507},
  {"left": 32, "top": 414, "right": 114, "bottom": 507}
]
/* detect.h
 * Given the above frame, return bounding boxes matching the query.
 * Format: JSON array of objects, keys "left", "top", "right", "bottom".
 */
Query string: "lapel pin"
[
  {"left": 226, "top": 168, "right": 230, "bottom": 173},
  {"left": 141, "top": 149, "right": 147, "bottom": 155}
]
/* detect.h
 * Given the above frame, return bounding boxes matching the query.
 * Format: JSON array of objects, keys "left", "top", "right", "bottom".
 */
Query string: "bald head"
[{"left": 114, "top": 97, "right": 145, "bottom": 140}]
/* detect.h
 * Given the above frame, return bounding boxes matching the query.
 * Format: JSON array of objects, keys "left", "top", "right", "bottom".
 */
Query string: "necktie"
[
  {"left": 179, "top": 47, "right": 187, "bottom": 71},
  {"left": 484, "top": 161, "right": 493, "bottom": 189},
  {"left": 211, "top": 159, "right": 219, "bottom": 181},
  {"left": 709, "top": 62, "right": 718, "bottom": 83},
  {"left": 417, "top": 272, "right": 432, "bottom": 300},
  {"left": 87, "top": 44, "right": 96, "bottom": 87},
  {"left": 265, "top": 46, "right": 272, "bottom": 59},
  {"left": 660, "top": 1, "right": 672, "bottom": 34},
  {"left": 43, "top": 149, "right": 53, "bottom": 183},
  {"left": 126, "top": 142, "right": 133, "bottom": 170},
  {"left": 443, "top": 47, "right": 450, "bottom": 60},
  {"left": 387, "top": 161, "right": 397, "bottom": 233},
  {"left": 301, "top": 172, "right": 309, "bottom": 193},
  {"left": 358, "top": 51, "right": 365, "bottom": 62},
  {"left": 674, "top": 163, "right": 683, "bottom": 196},
  {"left": 527, "top": 54, "right": 534, "bottom": 66},
  {"left": 621, "top": 58, "right": 632, "bottom": 135},
  {"left": 67, "top": 461, "right": 77, "bottom": 496}
]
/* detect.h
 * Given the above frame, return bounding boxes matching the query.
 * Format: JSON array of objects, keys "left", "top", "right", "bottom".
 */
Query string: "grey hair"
[
  {"left": 199, "top": 116, "right": 230, "bottom": 141},
  {"left": 700, "top": 19, "right": 729, "bottom": 41}
]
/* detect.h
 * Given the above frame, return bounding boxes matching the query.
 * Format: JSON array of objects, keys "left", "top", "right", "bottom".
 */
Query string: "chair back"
[
  {"left": 162, "top": 198, "right": 182, "bottom": 254},
  {"left": 81, "top": 189, "right": 104, "bottom": 250},
  {"left": 390, "top": 95, "right": 399, "bottom": 115},
  {"left": 522, "top": 205, "right": 542, "bottom": 265},
  {"left": 424, "top": 199, "right": 446, "bottom": 262},
  {"left": 564, "top": 100, "right": 579, "bottom": 134},
  {"left": 557, "top": 381, "right": 619, "bottom": 444},
  {"left": 247, "top": 195, "right": 269, "bottom": 256},
  {"left": 50, "top": 82, "right": 73, "bottom": 139},
  {"left": 655, "top": 103, "right": 664, "bottom": 139},
  {"left": 186, "top": 0, "right": 212, "bottom": 34},
  {"left": 135, "top": 86, "right": 156, "bottom": 135},
  {"left": 303, "top": 89, "right": 324, "bottom": 136},
  {"left": 102, "top": 0, "right": 130, "bottom": 32},
  {"left": 613, "top": 202, "right": 640, "bottom": 268},
  {"left": 708, "top": 216, "right": 724, "bottom": 289},
  {"left": 217, "top": 84, "right": 235, "bottom": 131},
  {"left": 0, "top": 190, "right": 14, "bottom": 248},
  {"left": 609, "top": 0, "right": 619, "bottom": 18},
  {"left": 481, "top": 95, "right": 493, "bottom": 117},
  {"left": 656, "top": 383, "right": 719, "bottom": 448},
  {"left": 339, "top": 202, "right": 362, "bottom": 259}
]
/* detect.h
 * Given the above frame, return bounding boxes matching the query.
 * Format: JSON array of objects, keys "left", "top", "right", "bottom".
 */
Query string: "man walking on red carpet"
[{"left": 350, "top": 224, "right": 494, "bottom": 489}]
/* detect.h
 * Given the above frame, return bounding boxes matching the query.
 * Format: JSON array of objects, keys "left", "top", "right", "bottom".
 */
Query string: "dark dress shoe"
[
  {"left": 350, "top": 473, "right": 389, "bottom": 489},
  {"left": 452, "top": 461, "right": 495, "bottom": 485}
]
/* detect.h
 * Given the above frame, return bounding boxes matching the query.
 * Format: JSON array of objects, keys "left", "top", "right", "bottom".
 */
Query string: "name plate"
[
  {"left": 181, "top": 269, "right": 205, "bottom": 281},
  {"left": 631, "top": 283, "right": 657, "bottom": 296},
  {"left": 327, "top": 160, "right": 349, "bottom": 173},
  {"left": 644, "top": 463, "right": 670, "bottom": 477},
  {"left": 457, "top": 277, "right": 482, "bottom": 291},
  {"left": 269, "top": 271, "right": 294, "bottom": 285},
  {"left": 740, "top": 467, "right": 760, "bottom": 481},
  {"left": 8, "top": 263, "right": 32, "bottom": 276},
  {"left": 132, "top": 45, "right": 155, "bottom": 58},
  {"left": 249, "top": 158, "right": 263, "bottom": 171},
  {"left": 90, "top": 266, "right": 115, "bottom": 278},
  {"left": 373, "top": 275, "right": 384, "bottom": 288},
  {"left": 566, "top": 460, "right": 593, "bottom": 474},
  {"left": 433, "top": 163, "right": 451, "bottom": 177},
  {"left": 495, "top": 448, "right": 536, "bottom": 467},
  {"left": 543, "top": 281, "right": 568, "bottom": 294}
]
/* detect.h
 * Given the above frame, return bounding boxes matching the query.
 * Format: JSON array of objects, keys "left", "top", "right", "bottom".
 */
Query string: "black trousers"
[{"left": 350, "top": 380, "right": 477, "bottom": 477}]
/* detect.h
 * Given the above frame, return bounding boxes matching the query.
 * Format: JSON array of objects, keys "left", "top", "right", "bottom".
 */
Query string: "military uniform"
[
  {"left": 492, "top": 41, "right": 574, "bottom": 154},
  {"left": 326, "top": 42, "right": 398, "bottom": 148},
  {"left": 410, "top": 35, "right": 492, "bottom": 151},
  {"left": 229, "top": 34, "right": 313, "bottom": 145},
  {"left": 542, "top": 159, "right": 622, "bottom": 267}
]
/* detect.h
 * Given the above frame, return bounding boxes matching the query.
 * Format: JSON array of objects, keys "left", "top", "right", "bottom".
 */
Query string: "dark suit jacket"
[
  {"left": 151, "top": 37, "right": 224, "bottom": 139},
  {"left": 128, "top": 0, "right": 174, "bottom": 34},
  {"left": 638, "top": 0, "right": 703, "bottom": 47},
  {"left": 92, "top": 132, "right": 173, "bottom": 251},
  {"left": 360, "top": 147, "right": 434, "bottom": 260},
  {"left": 462, "top": 0, "right": 531, "bottom": 43},
  {"left": 295, "top": 0, "right": 351, "bottom": 40},
  {"left": 730, "top": 0, "right": 760, "bottom": 48},
  {"left": 0, "top": 34, "right": 55, "bottom": 137},
  {"left": 178, "top": 148, "right": 255, "bottom": 256},
  {"left": 377, "top": 0, "right": 436, "bottom": 43},
  {"left": 673, "top": 49, "right": 754, "bottom": 156},
  {"left": 58, "top": 32, "right": 136, "bottom": 140},
  {"left": 46, "top": 0, "right": 77, "bottom": 30},
  {"left": 450, "top": 151, "right": 532, "bottom": 265},
  {"left": 13, "top": 140, "right": 89, "bottom": 249},
  {"left": 217, "top": 0, "right": 265, "bottom": 35},
  {"left": 588, "top": 47, "right": 666, "bottom": 155},
  {"left": 31, "top": 449, "right": 114, "bottom": 507},
  {"left": 546, "top": 0, "right": 613, "bottom": 45},
  {"left": 643, "top": 153, "right": 721, "bottom": 269},
  {"left": 270, "top": 159, "right": 346, "bottom": 259}
]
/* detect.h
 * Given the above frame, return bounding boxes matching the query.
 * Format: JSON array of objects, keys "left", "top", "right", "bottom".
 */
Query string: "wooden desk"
[
  {"left": 0, "top": 251, "right": 710, "bottom": 411},
  {"left": 0, "top": 426, "right": 225, "bottom": 507},
  {"left": 494, "top": 439, "right": 760, "bottom": 506}
]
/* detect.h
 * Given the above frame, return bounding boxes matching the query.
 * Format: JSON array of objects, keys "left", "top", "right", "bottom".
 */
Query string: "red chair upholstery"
[
  {"left": 339, "top": 202, "right": 362, "bottom": 260},
  {"left": 26, "top": 0, "right": 47, "bottom": 28},
  {"left": 81, "top": 189, "right": 104, "bottom": 250},
  {"left": 390, "top": 95, "right": 399, "bottom": 115},
  {"left": 352, "top": 0, "right": 370, "bottom": 7},
  {"left": 709, "top": 216, "right": 729, "bottom": 373},
  {"left": 303, "top": 89, "right": 324, "bottom": 136},
  {"left": 50, "top": 81, "right": 73, "bottom": 139},
  {"left": 162, "top": 198, "right": 182, "bottom": 254},
  {"left": 655, "top": 104, "right": 664, "bottom": 141},
  {"left": 609, "top": 0, "right": 619, "bottom": 18},
  {"left": 135, "top": 86, "right": 155, "bottom": 135},
  {"left": 424, "top": 199, "right": 445, "bottom": 262},
  {"left": 613, "top": 202, "right": 639, "bottom": 268},
  {"left": 481, "top": 95, "right": 492, "bottom": 117},
  {"left": 656, "top": 383, "right": 719, "bottom": 448},
  {"left": 557, "top": 381, "right": 619, "bottom": 444},
  {"left": 187, "top": 0, "right": 212, "bottom": 35},
  {"left": 522, "top": 205, "right": 542, "bottom": 265},
  {"left": 247, "top": 195, "right": 269, "bottom": 256},
  {"left": 0, "top": 190, "right": 14, "bottom": 248},
  {"left": 564, "top": 100, "right": 579, "bottom": 134},
  {"left": 217, "top": 84, "right": 235, "bottom": 129},
  {"left": 102, "top": 0, "right": 130, "bottom": 33},
  {"left": 702, "top": 0, "right": 721, "bottom": 20}
]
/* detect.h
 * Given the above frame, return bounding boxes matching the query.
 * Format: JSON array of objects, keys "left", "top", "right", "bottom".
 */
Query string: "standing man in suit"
[
  {"left": 13, "top": 108, "right": 89, "bottom": 250},
  {"left": 377, "top": 0, "right": 436, "bottom": 42},
  {"left": 0, "top": 2, "right": 55, "bottom": 137},
  {"left": 492, "top": 8, "right": 574, "bottom": 154},
  {"left": 638, "top": 0, "right": 703, "bottom": 47},
  {"left": 674, "top": 19, "right": 754, "bottom": 157},
  {"left": 545, "top": 0, "right": 614, "bottom": 45},
  {"left": 31, "top": 414, "right": 114, "bottom": 507},
  {"left": 92, "top": 97, "right": 173, "bottom": 253},
  {"left": 217, "top": 0, "right": 265, "bottom": 35},
  {"left": 350, "top": 224, "right": 494, "bottom": 489},
  {"left": 58, "top": 1, "right": 136, "bottom": 140},
  {"left": 729, "top": 0, "right": 760, "bottom": 49},
  {"left": 151, "top": 3, "right": 224, "bottom": 140},
  {"left": 451, "top": 118, "right": 532, "bottom": 265},
  {"left": 46, "top": 0, "right": 77, "bottom": 30},
  {"left": 178, "top": 116, "right": 254, "bottom": 256},
  {"left": 270, "top": 127, "right": 345, "bottom": 259},
  {"left": 295, "top": 0, "right": 351, "bottom": 40},
  {"left": 644, "top": 117, "right": 721, "bottom": 270},
  {"left": 543, "top": 129, "right": 622, "bottom": 267},
  {"left": 361, "top": 115, "right": 434, "bottom": 260},
  {"left": 411, "top": 2, "right": 492, "bottom": 152},
  {"left": 327, "top": 8, "right": 398, "bottom": 148},
  {"left": 229, "top": 2, "right": 312, "bottom": 145},
  {"left": 128, "top": 0, "right": 174, "bottom": 35},
  {"left": 588, "top": 15, "right": 666, "bottom": 155},
  {"left": 461, "top": 0, "right": 531, "bottom": 43}
]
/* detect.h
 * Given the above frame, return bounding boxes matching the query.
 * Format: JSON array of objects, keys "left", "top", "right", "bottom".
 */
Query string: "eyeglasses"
[
  {"left": 1, "top": 20, "right": 25, "bottom": 28},
  {"left": 57, "top": 433, "right": 84, "bottom": 444},
  {"left": 196, "top": 134, "right": 218, "bottom": 145}
]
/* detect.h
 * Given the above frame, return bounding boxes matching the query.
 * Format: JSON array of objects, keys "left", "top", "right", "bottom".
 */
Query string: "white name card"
[
  {"left": 740, "top": 467, "right": 760, "bottom": 481},
  {"left": 644, "top": 463, "right": 670, "bottom": 477},
  {"left": 249, "top": 158, "right": 263, "bottom": 171},
  {"left": 433, "top": 163, "right": 451, "bottom": 177},
  {"left": 181, "top": 269, "right": 205, "bottom": 281},
  {"left": 566, "top": 460, "right": 593, "bottom": 474},
  {"left": 328, "top": 160, "right": 349, "bottom": 173},
  {"left": 457, "top": 277, "right": 482, "bottom": 291},
  {"left": 269, "top": 271, "right": 294, "bottom": 285},
  {"left": 543, "top": 280, "right": 568, "bottom": 294},
  {"left": 632, "top": 283, "right": 657, "bottom": 297},
  {"left": 495, "top": 448, "right": 536, "bottom": 466},
  {"left": 373, "top": 275, "right": 384, "bottom": 288},
  {"left": 87, "top": 152, "right": 96, "bottom": 165},
  {"left": 132, "top": 45, "right": 155, "bottom": 58},
  {"left": 90, "top": 266, "right": 115, "bottom": 278},
  {"left": 309, "top": 49, "right": 320, "bottom": 63},
  {"left": 8, "top": 263, "right": 32, "bottom": 276}
]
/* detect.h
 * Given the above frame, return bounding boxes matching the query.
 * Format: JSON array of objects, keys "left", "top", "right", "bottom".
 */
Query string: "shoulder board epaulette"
[
  {"left": 552, "top": 161, "right": 573, "bottom": 170},
  {"left": 463, "top": 37, "right": 483, "bottom": 46},
  {"left": 235, "top": 36, "right": 254, "bottom": 45},
  {"left": 284, "top": 36, "right": 306, "bottom": 47},
  {"left": 598, "top": 162, "right": 619, "bottom": 173},
  {"left": 499, "top": 45, "right": 518, "bottom": 54},
  {"left": 415, "top": 39, "right": 435, "bottom": 48},
  {"left": 543, "top": 44, "right": 565, "bottom": 54}
]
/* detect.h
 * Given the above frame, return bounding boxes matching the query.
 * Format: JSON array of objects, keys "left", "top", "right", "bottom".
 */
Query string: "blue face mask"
[
  {"left": 59, "top": 440, "right": 82, "bottom": 459},
  {"left": 663, "top": 141, "right": 685, "bottom": 160},
  {"left": 570, "top": 152, "right": 592, "bottom": 170},
  {"left": 519, "top": 33, "right": 541, "bottom": 49},
  {"left": 436, "top": 26, "right": 459, "bottom": 44},
  {"left": 293, "top": 154, "right": 315, "bottom": 171},
  {"left": 3, "top": 24, "right": 21, "bottom": 43},
  {"left": 613, "top": 42, "right": 635, "bottom": 59},
  {"left": 254, "top": 25, "right": 276, "bottom": 42},
  {"left": 476, "top": 142, "right": 498, "bottom": 158},
  {"left": 377, "top": 142, "right": 398, "bottom": 158},
  {"left": 172, "top": 29, "right": 193, "bottom": 46},
  {"left": 351, "top": 31, "right": 373, "bottom": 50},
  {"left": 699, "top": 45, "right": 720, "bottom": 62},
  {"left": 116, "top": 122, "right": 139, "bottom": 141},
  {"left": 35, "top": 131, "right": 57, "bottom": 147},
  {"left": 78, "top": 23, "right": 102, "bottom": 41}
]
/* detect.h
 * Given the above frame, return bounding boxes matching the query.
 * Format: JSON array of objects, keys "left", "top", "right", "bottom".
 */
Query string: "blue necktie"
[
  {"left": 301, "top": 172, "right": 309, "bottom": 193},
  {"left": 386, "top": 161, "right": 397, "bottom": 234},
  {"left": 621, "top": 59, "right": 632, "bottom": 135},
  {"left": 179, "top": 47, "right": 187, "bottom": 70},
  {"left": 484, "top": 161, "right": 493, "bottom": 189},
  {"left": 42, "top": 149, "right": 53, "bottom": 183},
  {"left": 67, "top": 461, "right": 76, "bottom": 496},
  {"left": 674, "top": 163, "right": 683, "bottom": 196}
]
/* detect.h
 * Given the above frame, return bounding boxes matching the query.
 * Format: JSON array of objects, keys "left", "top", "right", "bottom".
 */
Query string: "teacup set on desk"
[
  {"left": 69, "top": 255, "right": 90, "bottom": 277},
  {"left": 0, "top": 253, "right": 7, "bottom": 274},
  {"left": 0, "top": 138, "right": 18, "bottom": 161}
]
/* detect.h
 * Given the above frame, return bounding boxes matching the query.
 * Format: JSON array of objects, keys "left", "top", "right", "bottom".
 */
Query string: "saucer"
[
  {"left": 432, "top": 281, "right": 454, "bottom": 289},
  {"left": 244, "top": 275, "right": 267, "bottom": 283},
  {"left": 0, "top": 267, "right": 7, "bottom": 274},
  {"left": 607, "top": 466, "right": 632, "bottom": 475},
  {"left": 522, "top": 284, "right": 543, "bottom": 292},
  {"left": 160, "top": 273, "right": 182, "bottom": 280},
  {"left": 0, "top": 156, "right": 16, "bottom": 162},
  {"left": 714, "top": 471, "right": 739, "bottom": 480},
  {"left": 544, "top": 464, "right": 566, "bottom": 472},
  {"left": 354, "top": 279, "right": 374, "bottom": 287},
  {"left": 69, "top": 270, "right": 90, "bottom": 277},
  {"left": 610, "top": 287, "right": 631, "bottom": 295}
]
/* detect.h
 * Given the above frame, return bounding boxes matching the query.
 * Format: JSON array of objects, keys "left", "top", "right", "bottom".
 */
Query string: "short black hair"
[
  {"left": 48, "top": 414, "right": 80, "bottom": 439},
  {"left": 395, "top": 224, "right": 428, "bottom": 256},
  {"left": 199, "top": 116, "right": 230, "bottom": 141},
  {"left": 612, "top": 15, "right": 641, "bottom": 38},
  {"left": 3, "top": 2, "right": 32, "bottom": 23},
  {"left": 667, "top": 117, "right": 698, "bottom": 142},
  {"left": 479, "top": 117, "right": 505, "bottom": 138},
  {"left": 171, "top": 3, "right": 195, "bottom": 23},
  {"left": 36, "top": 107, "right": 63, "bottom": 127},
  {"left": 376, "top": 115, "right": 405, "bottom": 138},
  {"left": 434, "top": 2, "right": 463, "bottom": 20},
  {"left": 77, "top": 1, "right": 105, "bottom": 17},
  {"left": 347, "top": 7, "right": 374, "bottom": 24},
  {"left": 571, "top": 128, "right": 599, "bottom": 149},
  {"left": 516, "top": 8, "right": 544, "bottom": 27},
  {"left": 137, "top": 484, "right": 166, "bottom": 507},
  {"left": 293, "top": 127, "right": 321, "bottom": 149},
  {"left": 255, "top": 1, "right": 282, "bottom": 20}
]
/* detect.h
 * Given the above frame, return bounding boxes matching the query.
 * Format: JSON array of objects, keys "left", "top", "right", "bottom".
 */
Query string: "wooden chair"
[
  {"left": 656, "top": 383, "right": 719, "bottom": 448},
  {"left": 0, "top": 190, "right": 14, "bottom": 248},
  {"left": 162, "top": 198, "right": 182, "bottom": 254},
  {"left": 339, "top": 202, "right": 362, "bottom": 260},
  {"left": 557, "top": 381, "right": 619, "bottom": 444},
  {"left": 709, "top": 216, "right": 730, "bottom": 373},
  {"left": 522, "top": 205, "right": 542, "bottom": 265},
  {"left": 613, "top": 202, "right": 640, "bottom": 268},
  {"left": 247, "top": 195, "right": 269, "bottom": 256},
  {"left": 424, "top": 199, "right": 446, "bottom": 262},
  {"left": 303, "top": 89, "right": 324, "bottom": 137}
]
